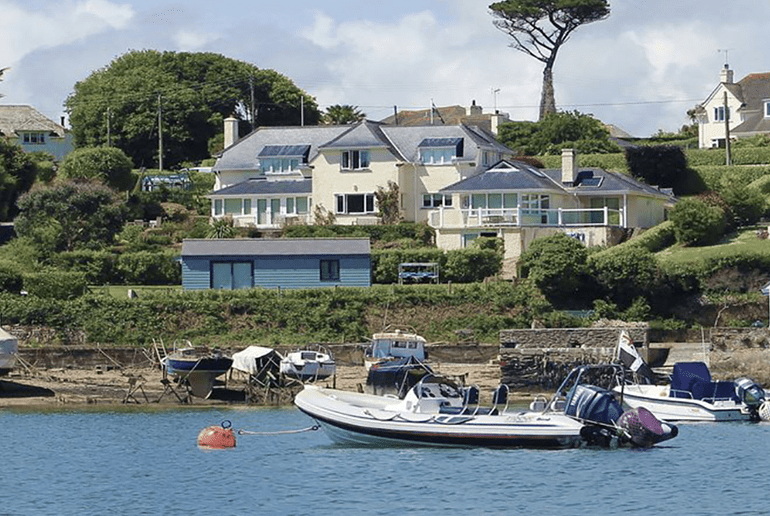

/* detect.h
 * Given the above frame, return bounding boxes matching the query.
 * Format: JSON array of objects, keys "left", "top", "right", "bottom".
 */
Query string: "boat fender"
[
  {"left": 758, "top": 401, "right": 770, "bottom": 422},
  {"left": 197, "top": 420, "right": 236, "bottom": 449}
]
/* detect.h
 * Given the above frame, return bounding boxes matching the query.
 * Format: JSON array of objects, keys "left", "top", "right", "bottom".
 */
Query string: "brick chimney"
[
  {"left": 467, "top": 100, "right": 483, "bottom": 116},
  {"left": 561, "top": 148, "right": 578, "bottom": 185},
  {"left": 224, "top": 116, "right": 239, "bottom": 148}
]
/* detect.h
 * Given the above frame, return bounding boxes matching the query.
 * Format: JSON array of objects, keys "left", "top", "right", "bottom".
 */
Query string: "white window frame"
[
  {"left": 765, "top": 100, "right": 770, "bottom": 118},
  {"left": 422, "top": 193, "right": 453, "bottom": 209},
  {"left": 341, "top": 150, "right": 370, "bottom": 170},
  {"left": 714, "top": 105, "right": 729, "bottom": 122},
  {"left": 335, "top": 193, "right": 376, "bottom": 214},
  {"left": 419, "top": 147, "right": 456, "bottom": 165}
]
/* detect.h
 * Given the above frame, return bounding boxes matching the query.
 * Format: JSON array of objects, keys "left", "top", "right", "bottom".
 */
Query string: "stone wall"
[{"left": 500, "top": 327, "right": 648, "bottom": 349}]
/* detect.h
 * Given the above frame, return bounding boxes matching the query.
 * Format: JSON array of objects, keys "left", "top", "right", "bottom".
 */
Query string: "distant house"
[
  {"left": 429, "top": 150, "right": 675, "bottom": 277},
  {"left": 180, "top": 238, "right": 371, "bottom": 290},
  {"left": 141, "top": 172, "right": 192, "bottom": 192},
  {"left": 0, "top": 105, "right": 73, "bottom": 160},
  {"left": 694, "top": 64, "right": 770, "bottom": 148},
  {"left": 379, "top": 100, "right": 510, "bottom": 136}
]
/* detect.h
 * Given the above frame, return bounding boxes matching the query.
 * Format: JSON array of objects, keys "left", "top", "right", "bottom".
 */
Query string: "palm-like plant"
[
  {"left": 207, "top": 216, "right": 235, "bottom": 239},
  {"left": 323, "top": 105, "right": 366, "bottom": 125}
]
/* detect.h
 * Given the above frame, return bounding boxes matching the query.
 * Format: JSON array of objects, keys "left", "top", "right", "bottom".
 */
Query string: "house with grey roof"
[
  {"left": 210, "top": 117, "right": 514, "bottom": 228},
  {"left": 430, "top": 149, "right": 675, "bottom": 277},
  {"left": 694, "top": 64, "right": 770, "bottom": 148},
  {"left": 180, "top": 237, "right": 371, "bottom": 290},
  {"left": 0, "top": 105, "right": 73, "bottom": 160}
]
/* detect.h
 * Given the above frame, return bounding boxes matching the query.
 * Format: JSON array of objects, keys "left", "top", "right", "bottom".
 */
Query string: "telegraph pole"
[
  {"left": 158, "top": 93, "right": 164, "bottom": 172},
  {"left": 724, "top": 91, "right": 731, "bottom": 166}
]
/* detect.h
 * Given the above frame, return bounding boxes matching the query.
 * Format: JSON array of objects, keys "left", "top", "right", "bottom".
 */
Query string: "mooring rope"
[{"left": 237, "top": 425, "right": 320, "bottom": 436}]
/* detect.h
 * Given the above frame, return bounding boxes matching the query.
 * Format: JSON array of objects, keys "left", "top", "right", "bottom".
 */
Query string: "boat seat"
[
  {"left": 464, "top": 385, "right": 480, "bottom": 415},
  {"left": 492, "top": 384, "right": 509, "bottom": 413}
]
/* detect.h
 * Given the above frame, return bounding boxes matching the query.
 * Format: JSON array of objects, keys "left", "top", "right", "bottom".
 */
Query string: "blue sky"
[{"left": 2, "top": 0, "right": 769, "bottom": 137}]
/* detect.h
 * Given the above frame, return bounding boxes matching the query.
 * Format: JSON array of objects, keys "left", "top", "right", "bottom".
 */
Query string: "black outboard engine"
[{"left": 565, "top": 385, "right": 624, "bottom": 447}]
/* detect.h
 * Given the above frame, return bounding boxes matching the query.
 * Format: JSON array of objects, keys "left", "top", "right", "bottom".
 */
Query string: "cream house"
[
  {"left": 430, "top": 149, "right": 675, "bottom": 277},
  {"left": 209, "top": 118, "right": 514, "bottom": 228},
  {"left": 695, "top": 64, "right": 770, "bottom": 148}
]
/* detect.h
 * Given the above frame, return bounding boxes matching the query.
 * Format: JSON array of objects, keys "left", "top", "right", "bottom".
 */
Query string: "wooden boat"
[
  {"left": 295, "top": 365, "right": 678, "bottom": 449},
  {"left": 162, "top": 345, "right": 233, "bottom": 398}
]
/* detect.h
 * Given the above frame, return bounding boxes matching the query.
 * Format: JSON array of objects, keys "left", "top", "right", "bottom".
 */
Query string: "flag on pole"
[{"left": 615, "top": 330, "right": 655, "bottom": 383}]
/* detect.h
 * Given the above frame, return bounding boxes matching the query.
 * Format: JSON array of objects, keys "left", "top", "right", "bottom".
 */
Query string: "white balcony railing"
[{"left": 428, "top": 207, "right": 624, "bottom": 229}]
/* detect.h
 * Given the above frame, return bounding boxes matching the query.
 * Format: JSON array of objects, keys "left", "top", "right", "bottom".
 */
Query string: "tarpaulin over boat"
[{"left": 232, "top": 346, "right": 281, "bottom": 375}]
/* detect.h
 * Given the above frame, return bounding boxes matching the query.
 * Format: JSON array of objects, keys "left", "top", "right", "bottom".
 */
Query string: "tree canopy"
[
  {"left": 489, "top": 0, "right": 610, "bottom": 119},
  {"left": 497, "top": 110, "right": 619, "bottom": 155},
  {"left": 323, "top": 105, "right": 366, "bottom": 125},
  {"left": 0, "top": 139, "right": 38, "bottom": 221},
  {"left": 58, "top": 147, "right": 134, "bottom": 191},
  {"left": 65, "top": 50, "right": 320, "bottom": 169}
]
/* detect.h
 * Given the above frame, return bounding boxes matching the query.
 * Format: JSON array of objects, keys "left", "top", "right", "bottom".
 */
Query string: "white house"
[
  {"left": 0, "top": 105, "right": 73, "bottom": 160},
  {"left": 695, "top": 64, "right": 770, "bottom": 148}
]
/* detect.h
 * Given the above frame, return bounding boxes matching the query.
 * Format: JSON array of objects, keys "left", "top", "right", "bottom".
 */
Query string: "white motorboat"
[
  {"left": 613, "top": 330, "right": 769, "bottom": 422},
  {"left": 0, "top": 327, "right": 18, "bottom": 376},
  {"left": 295, "top": 366, "right": 678, "bottom": 449},
  {"left": 364, "top": 328, "right": 427, "bottom": 371},
  {"left": 280, "top": 349, "right": 336, "bottom": 382}
]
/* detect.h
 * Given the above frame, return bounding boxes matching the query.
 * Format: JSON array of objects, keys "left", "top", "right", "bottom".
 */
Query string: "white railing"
[{"left": 428, "top": 207, "right": 624, "bottom": 229}]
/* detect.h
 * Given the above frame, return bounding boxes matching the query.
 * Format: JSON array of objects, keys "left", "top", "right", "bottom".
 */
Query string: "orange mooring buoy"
[{"left": 197, "top": 420, "right": 236, "bottom": 449}]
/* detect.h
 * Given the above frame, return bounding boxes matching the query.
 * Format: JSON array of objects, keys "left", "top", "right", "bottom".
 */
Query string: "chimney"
[
  {"left": 224, "top": 116, "right": 239, "bottom": 148},
  {"left": 467, "top": 100, "right": 483, "bottom": 116},
  {"left": 720, "top": 64, "right": 734, "bottom": 84},
  {"left": 561, "top": 148, "right": 578, "bottom": 185}
]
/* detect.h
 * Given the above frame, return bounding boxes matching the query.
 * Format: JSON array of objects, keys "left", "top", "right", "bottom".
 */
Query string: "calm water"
[{"left": 2, "top": 405, "right": 769, "bottom": 516}]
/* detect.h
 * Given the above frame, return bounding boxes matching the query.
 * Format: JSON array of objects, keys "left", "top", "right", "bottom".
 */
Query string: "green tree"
[
  {"left": 669, "top": 197, "right": 726, "bottom": 246},
  {"left": 65, "top": 50, "right": 320, "bottom": 169},
  {"left": 374, "top": 181, "right": 403, "bottom": 224},
  {"left": 497, "top": 110, "right": 618, "bottom": 155},
  {"left": 58, "top": 147, "right": 134, "bottom": 191},
  {"left": 15, "top": 180, "right": 128, "bottom": 253},
  {"left": 489, "top": 0, "right": 610, "bottom": 119},
  {"left": 323, "top": 105, "right": 366, "bottom": 124},
  {"left": 625, "top": 145, "right": 704, "bottom": 195},
  {"left": 588, "top": 246, "right": 658, "bottom": 309},
  {"left": 518, "top": 232, "right": 590, "bottom": 305},
  {"left": 720, "top": 183, "right": 765, "bottom": 227},
  {"left": 0, "top": 138, "right": 38, "bottom": 221}
]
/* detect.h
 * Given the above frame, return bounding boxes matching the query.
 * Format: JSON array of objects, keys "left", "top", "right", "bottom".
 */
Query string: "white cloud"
[{"left": 173, "top": 29, "right": 219, "bottom": 51}]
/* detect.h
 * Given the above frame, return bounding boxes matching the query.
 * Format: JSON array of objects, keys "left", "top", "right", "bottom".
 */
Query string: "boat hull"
[
  {"left": 617, "top": 385, "right": 754, "bottom": 422},
  {"left": 165, "top": 356, "right": 233, "bottom": 398},
  {"left": 295, "top": 385, "right": 584, "bottom": 449}
]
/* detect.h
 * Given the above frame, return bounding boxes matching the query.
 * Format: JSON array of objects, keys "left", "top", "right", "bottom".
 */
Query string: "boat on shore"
[
  {"left": 0, "top": 327, "right": 18, "bottom": 376},
  {"left": 613, "top": 330, "right": 769, "bottom": 422},
  {"left": 162, "top": 344, "right": 233, "bottom": 398},
  {"left": 280, "top": 348, "right": 336, "bottom": 382},
  {"left": 295, "top": 364, "right": 678, "bottom": 449},
  {"left": 364, "top": 328, "right": 427, "bottom": 371}
]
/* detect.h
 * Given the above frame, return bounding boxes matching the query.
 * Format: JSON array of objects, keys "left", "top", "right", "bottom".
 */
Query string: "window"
[
  {"left": 714, "top": 106, "right": 729, "bottom": 122},
  {"left": 320, "top": 259, "right": 340, "bottom": 281},
  {"left": 335, "top": 193, "right": 375, "bottom": 214},
  {"left": 22, "top": 132, "right": 46, "bottom": 144},
  {"left": 224, "top": 198, "right": 243, "bottom": 215},
  {"left": 260, "top": 157, "right": 300, "bottom": 174},
  {"left": 765, "top": 101, "right": 770, "bottom": 118},
  {"left": 214, "top": 199, "right": 223, "bottom": 216},
  {"left": 211, "top": 262, "right": 253, "bottom": 290},
  {"left": 418, "top": 138, "right": 463, "bottom": 165},
  {"left": 341, "top": 150, "right": 370, "bottom": 170},
  {"left": 258, "top": 145, "right": 309, "bottom": 174},
  {"left": 422, "top": 193, "right": 453, "bottom": 208}
]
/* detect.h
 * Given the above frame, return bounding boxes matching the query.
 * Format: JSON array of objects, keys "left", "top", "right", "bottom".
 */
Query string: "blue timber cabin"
[{"left": 180, "top": 238, "right": 371, "bottom": 290}]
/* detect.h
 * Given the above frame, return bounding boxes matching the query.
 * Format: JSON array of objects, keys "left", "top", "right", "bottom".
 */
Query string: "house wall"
[
  {"left": 181, "top": 254, "right": 371, "bottom": 290},
  {"left": 698, "top": 86, "right": 743, "bottom": 148}
]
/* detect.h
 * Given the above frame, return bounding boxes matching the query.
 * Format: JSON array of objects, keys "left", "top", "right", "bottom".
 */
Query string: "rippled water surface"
[{"left": 3, "top": 406, "right": 769, "bottom": 515}]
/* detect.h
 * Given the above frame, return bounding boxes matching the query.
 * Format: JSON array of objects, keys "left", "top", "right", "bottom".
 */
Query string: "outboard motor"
[
  {"left": 735, "top": 378, "right": 767, "bottom": 421},
  {"left": 565, "top": 384, "right": 624, "bottom": 447}
]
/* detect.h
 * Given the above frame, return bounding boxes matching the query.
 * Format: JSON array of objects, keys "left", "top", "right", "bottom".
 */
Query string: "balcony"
[{"left": 428, "top": 207, "right": 624, "bottom": 229}]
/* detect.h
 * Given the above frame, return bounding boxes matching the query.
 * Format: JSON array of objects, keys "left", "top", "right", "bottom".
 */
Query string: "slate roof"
[
  {"left": 181, "top": 238, "right": 370, "bottom": 257},
  {"left": 440, "top": 160, "right": 674, "bottom": 201},
  {"left": 208, "top": 178, "right": 312, "bottom": 196},
  {"left": 0, "top": 105, "right": 66, "bottom": 138},
  {"left": 214, "top": 120, "right": 514, "bottom": 173}
]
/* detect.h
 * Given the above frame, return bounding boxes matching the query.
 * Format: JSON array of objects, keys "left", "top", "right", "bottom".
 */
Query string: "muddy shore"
[{"left": 0, "top": 361, "right": 518, "bottom": 409}]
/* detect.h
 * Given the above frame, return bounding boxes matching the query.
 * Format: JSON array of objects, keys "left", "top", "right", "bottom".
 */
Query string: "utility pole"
[
  {"left": 724, "top": 91, "right": 731, "bottom": 166},
  {"left": 300, "top": 95, "right": 305, "bottom": 126},
  {"left": 158, "top": 93, "right": 163, "bottom": 172},
  {"left": 249, "top": 75, "right": 255, "bottom": 128}
]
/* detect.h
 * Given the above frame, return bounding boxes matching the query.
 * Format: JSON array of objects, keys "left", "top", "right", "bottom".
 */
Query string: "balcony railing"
[{"left": 428, "top": 207, "right": 624, "bottom": 229}]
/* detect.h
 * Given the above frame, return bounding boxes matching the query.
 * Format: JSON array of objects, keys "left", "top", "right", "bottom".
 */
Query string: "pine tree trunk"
[{"left": 539, "top": 65, "right": 556, "bottom": 120}]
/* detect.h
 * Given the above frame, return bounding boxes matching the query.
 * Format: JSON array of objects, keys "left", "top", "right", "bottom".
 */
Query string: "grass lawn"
[
  {"left": 93, "top": 285, "right": 182, "bottom": 298},
  {"left": 656, "top": 226, "right": 770, "bottom": 265}
]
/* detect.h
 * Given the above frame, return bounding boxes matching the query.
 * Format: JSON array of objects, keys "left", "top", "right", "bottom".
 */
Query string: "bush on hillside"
[
  {"left": 23, "top": 270, "right": 88, "bottom": 299},
  {"left": 0, "top": 261, "right": 24, "bottom": 294},
  {"left": 58, "top": 147, "right": 134, "bottom": 191},
  {"left": 50, "top": 250, "right": 117, "bottom": 285},
  {"left": 720, "top": 183, "right": 765, "bottom": 227},
  {"left": 518, "top": 233, "right": 592, "bottom": 306},
  {"left": 625, "top": 145, "right": 704, "bottom": 195},
  {"left": 115, "top": 251, "right": 181, "bottom": 285},
  {"left": 443, "top": 248, "right": 502, "bottom": 283},
  {"left": 589, "top": 246, "right": 658, "bottom": 309},
  {"left": 670, "top": 197, "right": 726, "bottom": 246}
]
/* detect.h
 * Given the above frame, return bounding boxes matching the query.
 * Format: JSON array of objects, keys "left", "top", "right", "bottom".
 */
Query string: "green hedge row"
[
  {"left": 50, "top": 250, "right": 181, "bottom": 286},
  {"left": 371, "top": 247, "right": 502, "bottom": 284}
]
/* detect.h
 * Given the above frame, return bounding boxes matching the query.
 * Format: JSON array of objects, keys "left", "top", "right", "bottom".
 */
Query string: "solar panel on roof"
[
  {"left": 258, "top": 144, "right": 311, "bottom": 157},
  {"left": 578, "top": 177, "right": 602, "bottom": 187}
]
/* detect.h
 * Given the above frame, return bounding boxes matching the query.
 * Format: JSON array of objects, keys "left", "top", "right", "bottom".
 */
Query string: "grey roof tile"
[{"left": 181, "top": 238, "right": 370, "bottom": 256}]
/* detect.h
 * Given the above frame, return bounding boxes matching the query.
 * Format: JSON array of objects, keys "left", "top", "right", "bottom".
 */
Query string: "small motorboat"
[
  {"left": 613, "top": 330, "right": 769, "bottom": 422},
  {"left": 295, "top": 364, "right": 678, "bottom": 449},
  {"left": 364, "top": 355, "right": 434, "bottom": 398},
  {"left": 364, "top": 328, "right": 427, "bottom": 371},
  {"left": 280, "top": 349, "right": 336, "bottom": 382},
  {"left": 162, "top": 344, "right": 233, "bottom": 398},
  {"left": 0, "top": 327, "right": 18, "bottom": 377}
]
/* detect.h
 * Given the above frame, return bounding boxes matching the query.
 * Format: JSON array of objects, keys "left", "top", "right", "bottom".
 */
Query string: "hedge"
[{"left": 23, "top": 270, "right": 88, "bottom": 300}]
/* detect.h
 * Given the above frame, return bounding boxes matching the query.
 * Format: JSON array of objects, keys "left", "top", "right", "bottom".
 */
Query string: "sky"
[{"left": 1, "top": 0, "right": 769, "bottom": 138}]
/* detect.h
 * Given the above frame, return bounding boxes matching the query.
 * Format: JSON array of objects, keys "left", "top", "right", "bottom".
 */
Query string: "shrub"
[
  {"left": 0, "top": 261, "right": 24, "bottom": 294},
  {"left": 23, "top": 269, "right": 88, "bottom": 299},
  {"left": 49, "top": 250, "right": 117, "bottom": 284},
  {"left": 443, "top": 248, "right": 502, "bottom": 283},
  {"left": 58, "top": 147, "right": 134, "bottom": 191},
  {"left": 518, "top": 233, "right": 590, "bottom": 306},
  {"left": 115, "top": 251, "right": 181, "bottom": 285},
  {"left": 720, "top": 183, "right": 765, "bottom": 227},
  {"left": 589, "top": 246, "right": 658, "bottom": 309},
  {"left": 670, "top": 197, "right": 726, "bottom": 246},
  {"left": 371, "top": 248, "right": 446, "bottom": 284}
]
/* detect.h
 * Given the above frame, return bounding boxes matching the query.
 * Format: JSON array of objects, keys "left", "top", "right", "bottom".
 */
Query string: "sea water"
[{"left": 2, "top": 406, "right": 769, "bottom": 516}]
